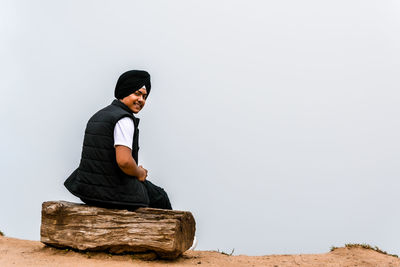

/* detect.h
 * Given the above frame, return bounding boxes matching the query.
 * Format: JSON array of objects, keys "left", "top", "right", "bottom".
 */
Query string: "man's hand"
[
  {"left": 137, "top": 165, "right": 148, "bottom": 181},
  {"left": 115, "top": 145, "right": 147, "bottom": 181}
]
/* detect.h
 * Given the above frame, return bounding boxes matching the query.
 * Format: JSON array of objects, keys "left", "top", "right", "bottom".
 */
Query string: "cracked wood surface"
[{"left": 40, "top": 201, "right": 195, "bottom": 259}]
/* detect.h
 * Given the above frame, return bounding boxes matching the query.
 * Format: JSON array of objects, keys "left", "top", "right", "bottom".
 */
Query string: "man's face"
[{"left": 120, "top": 87, "right": 147, "bottom": 114}]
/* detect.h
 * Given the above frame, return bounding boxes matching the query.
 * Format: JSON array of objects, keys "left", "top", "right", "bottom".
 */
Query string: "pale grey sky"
[{"left": 1, "top": 0, "right": 399, "bottom": 256}]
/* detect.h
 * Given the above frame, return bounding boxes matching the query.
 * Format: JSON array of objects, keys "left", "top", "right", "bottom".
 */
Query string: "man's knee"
[{"left": 143, "top": 180, "right": 172, "bottom": 210}]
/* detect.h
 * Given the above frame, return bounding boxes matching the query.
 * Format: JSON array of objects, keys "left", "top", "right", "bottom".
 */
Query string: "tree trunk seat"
[{"left": 40, "top": 201, "right": 196, "bottom": 259}]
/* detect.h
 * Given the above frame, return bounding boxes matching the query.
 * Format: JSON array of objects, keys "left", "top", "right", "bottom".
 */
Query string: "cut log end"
[{"left": 40, "top": 201, "right": 196, "bottom": 259}]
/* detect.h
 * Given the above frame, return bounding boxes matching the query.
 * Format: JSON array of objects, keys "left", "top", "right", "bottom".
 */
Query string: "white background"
[{"left": 1, "top": 0, "right": 399, "bottom": 256}]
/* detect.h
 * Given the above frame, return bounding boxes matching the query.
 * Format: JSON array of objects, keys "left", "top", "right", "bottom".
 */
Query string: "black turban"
[{"left": 114, "top": 70, "right": 151, "bottom": 99}]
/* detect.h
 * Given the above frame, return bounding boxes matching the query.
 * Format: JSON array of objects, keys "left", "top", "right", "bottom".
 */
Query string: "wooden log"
[{"left": 40, "top": 201, "right": 196, "bottom": 259}]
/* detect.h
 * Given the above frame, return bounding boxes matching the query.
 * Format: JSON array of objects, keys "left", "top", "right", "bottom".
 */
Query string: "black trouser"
[
  {"left": 143, "top": 180, "right": 172, "bottom": 210},
  {"left": 80, "top": 180, "right": 172, "bottom": 210}
]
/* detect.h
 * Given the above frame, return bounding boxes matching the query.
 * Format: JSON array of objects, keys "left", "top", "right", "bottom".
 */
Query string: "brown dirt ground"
[{"left": 1, "top": 236, "right": 399, "bottom": 267}]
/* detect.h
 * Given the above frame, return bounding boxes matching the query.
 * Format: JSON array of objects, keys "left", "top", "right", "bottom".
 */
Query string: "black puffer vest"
[{"left": 64, "top": 100, "right": 150, "bottom": 207}]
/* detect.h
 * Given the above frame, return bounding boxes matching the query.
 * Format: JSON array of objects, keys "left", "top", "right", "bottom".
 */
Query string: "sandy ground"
[{"left": 1, "top": 236, "right": 399, "bottom": 267}]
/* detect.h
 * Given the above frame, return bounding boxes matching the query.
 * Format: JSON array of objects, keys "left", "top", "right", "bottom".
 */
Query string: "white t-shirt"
[{"left": 113, "top": 116, "right": 135, "bottom": 149}]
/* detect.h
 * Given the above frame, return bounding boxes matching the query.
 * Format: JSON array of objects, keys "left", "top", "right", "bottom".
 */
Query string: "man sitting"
[{"left": 64, "top": 70, "right": 172, "bottom": 210}]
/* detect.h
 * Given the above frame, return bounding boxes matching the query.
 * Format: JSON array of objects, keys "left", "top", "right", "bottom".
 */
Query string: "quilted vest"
[{"left": 64, "top": 100, "right": 149, "bottom": 207}]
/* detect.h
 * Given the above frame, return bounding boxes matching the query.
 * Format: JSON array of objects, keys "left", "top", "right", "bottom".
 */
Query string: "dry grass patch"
[{"left": 331, "top": 243, "right": 398, "bottom": 258}]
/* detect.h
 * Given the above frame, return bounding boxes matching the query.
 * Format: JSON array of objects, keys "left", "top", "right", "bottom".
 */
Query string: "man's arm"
[{"left": 115, "top": 145, "right": 147, "bottom": 181}]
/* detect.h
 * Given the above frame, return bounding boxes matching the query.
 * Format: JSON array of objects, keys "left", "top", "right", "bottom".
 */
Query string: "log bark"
[{"left": 40, "top": 201, "right": 195, "bottom": 259}]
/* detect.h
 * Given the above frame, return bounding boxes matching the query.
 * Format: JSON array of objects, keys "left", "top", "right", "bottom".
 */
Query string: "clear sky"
[{"left": 1, "top": 0, "right": 399, "bottom": 256}]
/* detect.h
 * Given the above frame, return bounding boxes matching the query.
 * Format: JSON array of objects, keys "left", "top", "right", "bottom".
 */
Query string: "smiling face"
[{"left": 120, "top": 87, "right": 147, "bottom": 113}]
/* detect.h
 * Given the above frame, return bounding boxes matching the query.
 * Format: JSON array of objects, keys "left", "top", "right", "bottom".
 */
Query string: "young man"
[{"left": 64, "top": 70, "right": 172, "bottom": 210}]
